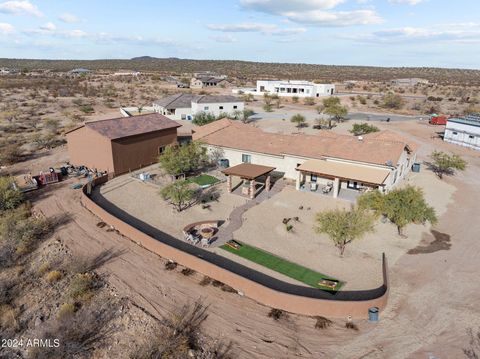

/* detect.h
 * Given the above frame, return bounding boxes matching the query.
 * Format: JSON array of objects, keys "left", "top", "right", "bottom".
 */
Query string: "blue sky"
[{"left": 0, "top": 0, "right": 479, "bottom": 68}]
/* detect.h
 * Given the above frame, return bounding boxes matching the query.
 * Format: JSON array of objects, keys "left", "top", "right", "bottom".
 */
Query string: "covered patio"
[
  {"left": 222, "top": 163, "right": 276, "bottom": 199},
  {"left": 295, "top": 159, "right": 390, "bottom": 200}
]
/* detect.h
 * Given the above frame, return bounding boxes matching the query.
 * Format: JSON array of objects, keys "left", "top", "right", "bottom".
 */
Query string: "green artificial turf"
[
  {"left": 188, "top": 174, "right": 220, "bottom": 186},
  {"left": 220, "top": 241, "right": 342, "bottom": 291}
]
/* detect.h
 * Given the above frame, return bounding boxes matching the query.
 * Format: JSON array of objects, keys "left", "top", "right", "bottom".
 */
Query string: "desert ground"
[
  {"left": 2, "top": 72, "right": 480, "bottom": 358},
  {"left": 3, "top": 114, "right": 479, "bottom": 359}
]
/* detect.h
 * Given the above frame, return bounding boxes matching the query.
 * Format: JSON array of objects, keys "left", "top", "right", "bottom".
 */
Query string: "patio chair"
[{"left": 310, "top": 182, "right": 318, "bottom": 191}]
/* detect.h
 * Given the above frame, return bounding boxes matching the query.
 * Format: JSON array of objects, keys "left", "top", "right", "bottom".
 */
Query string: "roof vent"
[
  {"left": 358, "top": 136, "right": 363, "bottom": 141},
  {"left": 386, "top": 160, "right": 393, "bottom": 166}
]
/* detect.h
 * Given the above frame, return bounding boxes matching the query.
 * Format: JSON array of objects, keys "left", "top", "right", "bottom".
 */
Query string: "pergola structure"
[{"left": 222, "top": 163, "right": 276, "bottom": 199}]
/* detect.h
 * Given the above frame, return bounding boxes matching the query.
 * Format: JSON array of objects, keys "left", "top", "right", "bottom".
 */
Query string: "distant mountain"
[
  {"left": 130, "top": 56, "right": 159, "bottom": 61},
  {"left": 131, "top": 56, "right": 180, "bottom": 61}
]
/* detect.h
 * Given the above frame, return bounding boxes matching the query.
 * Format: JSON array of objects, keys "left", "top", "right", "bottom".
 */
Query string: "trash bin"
[
  {"left": 412, "top": 163, "right": 421, "bottom": 173},
  {"left": 368, "top": 307, "right": 379, "bottom": 322}
]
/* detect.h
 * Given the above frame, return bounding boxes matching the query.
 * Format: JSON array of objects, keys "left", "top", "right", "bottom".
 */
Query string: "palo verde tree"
[
  {"left": 0, "top": 176, "right": 24, "bottom": 212},
  {"left": 314, "top": 206, "right": 375, "bottom": 256},
  {"left": 358, "top": 186, "right": 437, "bottom": 237},
  {"left": 290, "top": 114, "right": 307, "bottom": 129},
  {"left": 350, "top": 123, "right": 379, "bottom": 136},
  {"left": 317, "top": 97, "right": 348, "bottom": 128},
  {"left": 160, "top": 180, "right": 196, "bottom": 212},
  {"left": 158, "top": 142, "right": 208, "bottom": 176},
  {"left": 430, "top": 151, "right": 467, "bottom": 179}
]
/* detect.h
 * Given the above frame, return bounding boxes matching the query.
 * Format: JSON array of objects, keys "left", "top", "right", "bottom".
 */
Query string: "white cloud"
[
  {"left": 240, "top": 0, "right": 344, "bottom": 13},
  {"left": 283, "top": 10, "right": 382, "bottom": 26},
  {"left": 39, "top": 22, "right": 56, "bottom": 31},
  {"left": 207, "top": 22, "right": 306, "bottom": 36},
  {"left": 347, "top": 25, "right": 480, "bottom": 44},
  {"left": 58, "top": 13, "right": 79, "bottom": 23},
  {"left": 239, "top": 0, "right": 382, "bottom": 27},
  {"left": 210, "top": 34, "right": 237, "bottom": 43},
  {"left": 389, "top": 0, "right": 425, "bottom": 4},
  {"left": 0, "top": 22, "right": 14, "bottom": 34},
  {"left": 0, "top": 0, "right": 42, "bottom": 17}
]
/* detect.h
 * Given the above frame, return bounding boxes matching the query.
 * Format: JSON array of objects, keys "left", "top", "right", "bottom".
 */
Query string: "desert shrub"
[
  {"left": 37, "top": 261, "right": 50, "bottom": 275},
  {"left": 268, "top": 308, "right": 286, "bottom": 321},
  {"left": 46, "top": 270, "right": 62, "bottom": 283},
  {"left": 0, "top": 177, "right": 24, "bottom": 211},
  {"left": 211, "top": 280, "right": 223, "bottom": 287},
  {"left": 165, "top": 261, "right": 177, "bottom": 271},
  {"left": 345, "top": 322, "right": 359, "bottom": 331},
  {"left": 57, "top": 303, "right": 76, "bottom": 319},
  {"left": 199, "top": 276, "right": 212, "bottom": 286},
  {"left": 30, "top": 300, "right": 119, "bottom": 359},
  {"left": 357, "top": 95, "right": 367, "bottom": 105},
  {"left": 181, "top": 268, "right": 195, "bottom": 276},
  {"left": 68, "top": 273, "right": 98, "bottom": 301},
  {"left": 0, "top": 304, "right": 20, "bottom": 332},
  {"left": 80, "top": 105, "right": 94, "bottom": 114},
  {"left": 304, "top": 97, "right": 316, "bottom": 106},
  {"left": 0, "top": 143, "right": 23, "bottom": 165},
  {"left": 263, "top": 103, "right": 273, "bottom": 112},
  {"left": 315, "top": 316, "right": 333, "bottom": 329},
  {"left": 221, "top": 284, "right": 237, "bottom": 293},
  {"left": 65, "top": 249, "right": 122, "bottom": 274},
  {"left": 132, "top": 300, "right": 227, "bottom": 359},
  {"left": 292, "top": 96, "right": 299, "bottom": 103},
  {"left": 382, "top": 92, "right": 403, "bottom": 109}
]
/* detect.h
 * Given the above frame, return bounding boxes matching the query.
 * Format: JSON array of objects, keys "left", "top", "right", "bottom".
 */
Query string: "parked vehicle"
[{"left": 429, "top": 114, "right": 448, "bottom": 125}]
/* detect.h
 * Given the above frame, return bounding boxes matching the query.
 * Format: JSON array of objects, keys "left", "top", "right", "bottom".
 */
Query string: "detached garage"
[{"left": 66, "top": 113, "right": 181, "bottom": 176}]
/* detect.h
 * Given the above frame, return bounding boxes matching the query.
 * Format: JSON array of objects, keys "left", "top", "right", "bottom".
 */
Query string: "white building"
[
  {"left": 444, "top": 114, "right": 480, "bottom": 151},
  {"left": 193, "top": 119, "right": 418, "bottom": 199},
  {"left": 153, "top": 94, "right": 244, "bottom": 120},
  {"left": 246, "top": 80, "right": 335, "bottom": 98}
]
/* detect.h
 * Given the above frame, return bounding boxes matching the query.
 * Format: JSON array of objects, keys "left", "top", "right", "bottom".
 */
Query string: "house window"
[
  {"left": 158, "top": 146, "right": 166, "bottom": 155},
  {"left": 453, "top": 131, "right": 458, "bottom": 135},
  {"left": 242, "top": 154, "right": 251, "bottom": 163},
  {"left": 469, "top": 135, "right": 475, "bottom": 139},
  {"left": 204, "top": 106, "right": 209, "bottom": 111},
  {"left": 219, "top": 106, "right": 224, "bottom": 110},
  {"left": 233, "top": 105, "right": 238, "bottom": 109},
  {"left": 292, "top": 88, "right": 298, "bottom": 93},
  {"left": 310, "top": 174, "right": 317, "bottom": 182}
]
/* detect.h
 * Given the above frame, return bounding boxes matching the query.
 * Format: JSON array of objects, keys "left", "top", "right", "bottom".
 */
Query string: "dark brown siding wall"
[
  {"left": 66, "top": 127, "right": 114, "bottom": 173},
  {"left": 111, "top": 128, "right": 178, "bottom": 175}
]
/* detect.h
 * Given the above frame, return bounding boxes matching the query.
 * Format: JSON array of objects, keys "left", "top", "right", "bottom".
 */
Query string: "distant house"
[
  {"left": 444, "top": 114, "right": 480, "bottom": 151},
  {"left": 113, "top": 70, "right": 140, "bottom": 77},
  {"left": 68, "top": 68, "right": 91, "bottom": 76},
  {"left": 66, "top": 113, "right": 181, "bottom": 175},
  {"left": 391, "top": 78, "right": 429, "bottom": 86},
  {"left": 193, "top": 119, "right": 418, "bottom": 199},
  {"left": 190, "top": 77, "right": 231, "bottom": 89},
  {"left": 242, "top": 80, "right": 335, "bottom": 98},
  {"left": 153, "top": 93, "right": 244, "bottom": 120},
  {"left": 0, "top": 67, "right": 18, "bottom": 75}
]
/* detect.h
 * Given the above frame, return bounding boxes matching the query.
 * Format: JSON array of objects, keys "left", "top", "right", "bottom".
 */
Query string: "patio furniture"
[
  {"left": 226, "top": 240, "right": 242, "bottom": 250},
  {"left": 201, "top": 237, "right": 210, "bottom": 247},
  {"left": 310, "top": 182, "right": 318, "bottom": 191},
  {"left": 322, "top": 182, "right": 333, "bottom": 194}
]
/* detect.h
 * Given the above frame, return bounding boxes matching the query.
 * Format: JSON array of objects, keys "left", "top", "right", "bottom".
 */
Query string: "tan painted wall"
[
  {"left": 111, "top": 128, "right": 178, "bottom": 175},
  {"left": 66, "top": 127, "right": 114, "bottom": 173},
  {"left": 82, "top": 177, "right": 389, "bottom": 319}
]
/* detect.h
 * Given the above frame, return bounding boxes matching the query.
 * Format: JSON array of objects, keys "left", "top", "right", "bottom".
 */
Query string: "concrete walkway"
[{"left": 214, "top": 179, "right": 286, "bottom": 246}]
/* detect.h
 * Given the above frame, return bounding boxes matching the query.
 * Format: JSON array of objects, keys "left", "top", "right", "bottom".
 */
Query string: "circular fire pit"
[{"left": 200, "top": 227, "right": 214, "bottom": 239}]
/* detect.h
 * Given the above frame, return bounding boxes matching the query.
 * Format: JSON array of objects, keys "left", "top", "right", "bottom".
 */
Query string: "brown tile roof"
[
  {"left": 84, "top": 113, "right": 181, "bottom": 140},
  {"left": 361, "top": 130, "right": 420, "bottom": 152},
  {"left": 193, "top": 119, "right": 416, "bottom": 167}
]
